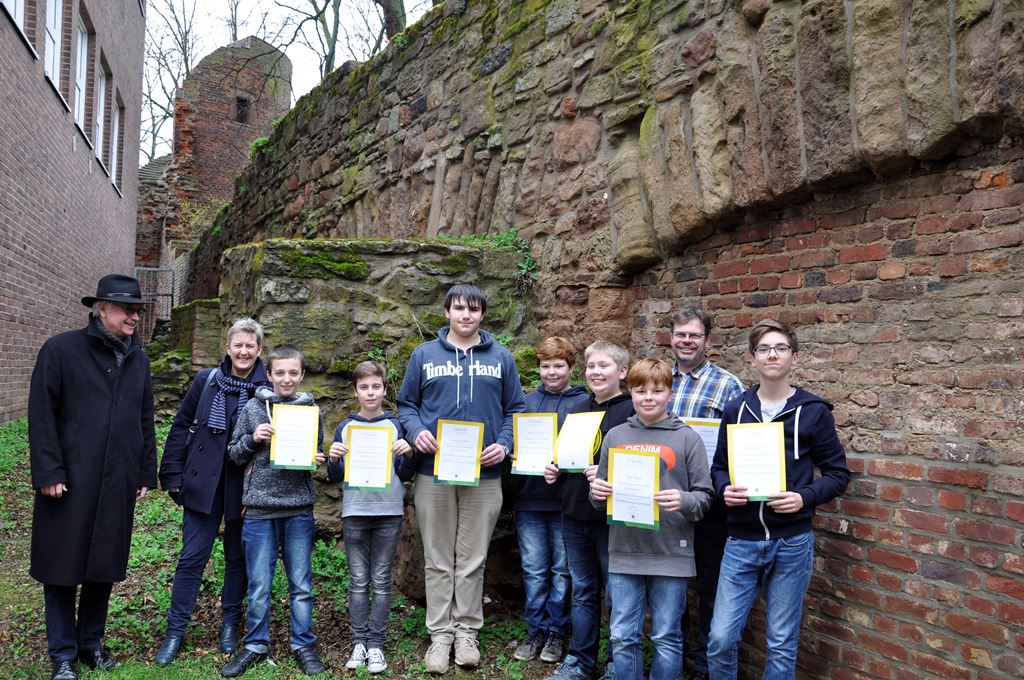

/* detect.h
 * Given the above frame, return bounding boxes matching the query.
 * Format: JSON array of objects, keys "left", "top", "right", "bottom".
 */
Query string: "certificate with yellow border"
[
  {"left": 513, "top": 413, "right": 558, "bottom": 476},
  {"left": 726, "top": 422, "right": 786, "bottom": 500},
  {"left": 681, "top": 418, "right": 721, "bottom": 469},
  {"left": 434, "top": 419, "right": 483, "bottom": 486},
  {"left": 269, "top": 404, "right": 319, "bottom": 471},
  {"left": 555, "top": 412, "right": 605, "bottom": 472},
  {"left": 344, "top": 425, "right": 394, "bottom": 491},
  {"left": 607, "top": 448, "right": 660, "bottom": 530}
]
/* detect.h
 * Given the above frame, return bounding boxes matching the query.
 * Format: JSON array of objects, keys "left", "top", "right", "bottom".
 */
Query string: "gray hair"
[
  {"left": 91, "top": 301, "right": 103, "bottom": 316},
  {"left": 226, "top": 317, "right": 264, "bottom": 347}
]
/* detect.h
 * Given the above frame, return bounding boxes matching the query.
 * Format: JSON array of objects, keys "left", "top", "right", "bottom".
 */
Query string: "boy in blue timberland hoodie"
[
  {"left": 513, "top": 337, "right": 590, "bottom": 664},
  {"left": 223, "top": 345, "right": 326, "bottom": 678},
  {"left": 397, "top": 283, "right": 526, "bottom": 673},
  {"left": 590, "top": 358, "right": 712, "bottom": 680},
  {"left": 326, "top": 360, "right": 417, "bottom": 675},
  {"left": 707, "top": 319, "right": 850, "bottom": 680}
]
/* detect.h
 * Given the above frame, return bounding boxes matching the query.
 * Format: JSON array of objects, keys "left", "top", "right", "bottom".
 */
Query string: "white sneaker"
[
  {"left": 366, "top": 647, "right": 387, "bottom": 674},
  {"left": 345, "top": 643, "right": 368, "bottom": 669},
  {"left": 454, "top": 636, "right": 480, "bottom": 668},
  {"left": 424, "top": 640, "right": 451, "bottom": 674}
]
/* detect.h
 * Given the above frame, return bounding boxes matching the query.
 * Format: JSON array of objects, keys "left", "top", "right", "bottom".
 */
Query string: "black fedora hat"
[{"left": 81, "top": 274, "right": 154, "bottom": 307}]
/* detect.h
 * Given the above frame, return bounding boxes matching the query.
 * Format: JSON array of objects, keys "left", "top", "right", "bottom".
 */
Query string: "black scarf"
[{"left": 90, "top": 313, "right": 131, "bottom": 366}]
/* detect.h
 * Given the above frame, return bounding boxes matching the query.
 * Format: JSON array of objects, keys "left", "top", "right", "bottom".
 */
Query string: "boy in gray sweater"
[
  {"left": 590, "top": 358, "right": 712, "bottom": 680},
  {"left": 223, "top": 345, "right": 326, "bottom": 677},
  {"left": 326, "top": 361, "right": 417, "bottom": 674}
]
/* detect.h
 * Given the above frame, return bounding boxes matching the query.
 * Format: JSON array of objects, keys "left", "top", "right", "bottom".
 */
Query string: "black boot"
[
  {"left": 221, "top": 647, "right": 266, "bottom": 677},
  {"left": 155, "top": 635, "right": 184, "bottom": 666},
  {"left": 219, "top": 623, "right": 240, "bottom": 654}
]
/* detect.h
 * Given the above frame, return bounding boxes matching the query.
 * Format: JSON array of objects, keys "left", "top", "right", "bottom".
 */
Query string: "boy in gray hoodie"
[
  {"left": 590, "top": 358, "right": 712, "bottom": 680},
  {"left": 223, "top": 345, "right": 326, "bottom": 677}
]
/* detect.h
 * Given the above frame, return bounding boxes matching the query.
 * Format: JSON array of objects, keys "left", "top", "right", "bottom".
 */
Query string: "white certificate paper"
[
  {"left": 727, "top": 422, "right": 786, "bottom": 500},
  {"left": 682, "top": 418, "right": 720, "bottom": 469},
  {"left": 513, "top": 413, "right": 558, "bottom": 475},
  {"left": 555, "top": 412, "right": 605, "bottom": 472},
  {"left": 270, "top": 404, "right": 320, "bottom": 471},
  {"left": 434, "top": 419, "right": 483, "bottom": 486},
  {"left": 608, "top": 448, "right": 660, "bottom": 530},
  {"left": 344, "top": 425, "right": 394, "bottom": 491}
]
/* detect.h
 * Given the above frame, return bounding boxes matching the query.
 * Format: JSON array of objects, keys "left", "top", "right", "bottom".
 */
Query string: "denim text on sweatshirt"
[
  {"left": 326, "top": 412, "right": 417, "bottom": 517},
  {"left": 397, "top": 327, "right": 527, "bottom": 479}
]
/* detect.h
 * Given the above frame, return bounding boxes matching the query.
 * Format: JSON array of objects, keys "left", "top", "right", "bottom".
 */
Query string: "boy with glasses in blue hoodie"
[
  {"left": 397, "top": 283, "right": 527, "bottom": 673},
  {"left": 707, "top": 319, "right": 850, "bottom": 679}
]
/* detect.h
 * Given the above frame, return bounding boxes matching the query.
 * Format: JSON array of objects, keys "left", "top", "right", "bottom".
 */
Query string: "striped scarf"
[{"left": 207, "top": 370, "right": 256, "bottom": 433}]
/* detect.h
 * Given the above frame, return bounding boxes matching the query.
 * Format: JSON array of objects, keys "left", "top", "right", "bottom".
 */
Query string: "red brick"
[
  {"left": 961, "top": 641, "right": 995, "bottom": 669},
  {"left": 877, "top": 571, "right": 901, "bottom": 591},
  {"left": 938, "top": 256, "right": 969, "bottom": 277},
  {"left": 953, "top": 519, "right": 1018, "bottom": 545},
  {"left": 713, "top": 261, "right": 748, "bottom": 277},
  {"left": 1008, "top": 501, "right": 1024, "bottom": 522},
  {"left": 999, "top": 601, "right": 1024, "bottom": 626},
  {"left": 841, "top": 499, "right": 891, "bottom": 521},
  {"left": 965, "top": 595, "right": 998, "bottom": 616},
  {"left": 960, "top": 185, "right": 1024, "bottom": 211},
  {"left": 987, "top": 576, "right": 1024, "bottom": 600},
  {"left": 928, "top": 466, "right": 989, "bottom": 489},
  {"left": 838, "top": 243, "right": 889, "bottom": 264},
  {"left": 778, "top": 216, "right": 817, "bottom": 235},
  {"left": 952, "top": 228, "right": 1023, "bottom": 253},
  {"left": 780, "top": 271, "right": 802, "bottom": 288},
  {"left": 749, "top": 255, "right": 790, "bottom": 274},
  {"left": 946, "top": 613, "right": 1008, "bottom": 644},
  {"left": 868, "top": 199, "right": 919, "bottom": 220},
  {"left": 868, "top": 459, "right": 924, "bottom": 480},
  {"left": 937, "top": 490, "right": 968, "bottom": 511},
  {"left": 868, "top": 547, "right": 919, "bottom": 572},
  {"left": 858, "top": 632, "right": 908, "bottom": 662},
  {"left": 894, "top": 508, "right": 947, "bottom": 533},
  {"left": 911, "top": 651, "right": 971, "bottom": 680},
  {"left": 820, "top": 206, "right": 867, "bottom": 229}
]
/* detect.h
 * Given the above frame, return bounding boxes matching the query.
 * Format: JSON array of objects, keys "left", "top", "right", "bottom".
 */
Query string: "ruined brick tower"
[{"left": 135, "top": 36, "right": 292, "bottom": 323}]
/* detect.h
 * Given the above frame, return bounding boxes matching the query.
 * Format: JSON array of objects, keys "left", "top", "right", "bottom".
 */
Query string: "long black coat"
[
  {"left": 28, "top": 322, "right": 157, "bottom": 585},
  {"left": 158, "top": 356, "right": 270, "bottom": 519}
]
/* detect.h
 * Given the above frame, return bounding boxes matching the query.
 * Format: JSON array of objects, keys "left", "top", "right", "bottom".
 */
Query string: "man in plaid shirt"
[{"left": 668, "top": 307, "right": 744, "bottom": 680}]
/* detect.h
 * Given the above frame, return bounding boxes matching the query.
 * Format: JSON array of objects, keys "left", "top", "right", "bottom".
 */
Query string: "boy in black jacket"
[{"left": 707, "top": 320, "right": 850, "bottom": 679}]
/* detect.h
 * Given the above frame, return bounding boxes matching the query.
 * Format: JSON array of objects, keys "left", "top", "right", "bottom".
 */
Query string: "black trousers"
[
  {"left": 43, "top": 582, "right": 113, "bottom": 662},
  {"left": 682, "top": 507, "right": 728, "bottom": 674}
]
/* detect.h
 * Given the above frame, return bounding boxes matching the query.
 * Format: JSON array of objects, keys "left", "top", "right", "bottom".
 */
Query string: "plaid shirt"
[{"left": 669, "top": 359, "right": 744, "bottom": 420}]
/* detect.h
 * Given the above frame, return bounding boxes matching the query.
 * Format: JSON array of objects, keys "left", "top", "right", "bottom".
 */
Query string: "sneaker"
[
  {"left": 543, "top": 655, "right": 593, "bottom": 680},
  {"left": 453, "top": 636, "right": 480, "bottom": 668},
  {"left": 221, "top": 648, "right": 266, "bottom": 677},
  {"left": 514, "top": 631, "right": 545, "bottom": 661},
  {"left": 597, "top": 662, "right": 616, "bottom": 680},
  {"left": 424, "top": 640, "right": 451, "bottom": 674},
  {"left": 540, "top": 632, "right": 564, "bottom": 662},
  {"left": 345, "top": 643, "right": 368, "bottom": 669},
  {"left": 366, "top": 647, "right": 388, "bottom": 674}
]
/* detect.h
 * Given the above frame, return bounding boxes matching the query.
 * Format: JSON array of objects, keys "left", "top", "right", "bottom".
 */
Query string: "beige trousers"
[{"left": 414, "top": 474, "right": 502, "bottom": 643}]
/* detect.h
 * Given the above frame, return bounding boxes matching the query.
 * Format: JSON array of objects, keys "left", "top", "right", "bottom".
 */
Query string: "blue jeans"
[
  {"left": 608, "top": 573, "right": 688, "bottom": 680},
  {"left": 241, "top": 512, "right": 316, "bottom": 652},
  {"left": 516, "top": 510, "right": 570, "bottom": 636},
  {"left": 707, "top": 531, "right": 815, "bottom": 680},
  {"left": 562, "top": 516, "right": 610, "bottom": 673},
  {"left": 344, "top": 515, "right": 403, "bottom": 648},
  {"left": 43, "top": 582, "right": 113, "bottom": 662},
  {"left": 166, "top": 494, "right": 246, "bottom": 636}
]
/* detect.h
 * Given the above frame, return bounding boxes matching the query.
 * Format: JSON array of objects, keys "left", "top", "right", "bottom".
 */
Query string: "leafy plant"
[
  {"left": 441, "top": 227, "right": 537, "bottom": 294},
  {"left": 248, "top": 136, "right": 271, "bottom": 159}
]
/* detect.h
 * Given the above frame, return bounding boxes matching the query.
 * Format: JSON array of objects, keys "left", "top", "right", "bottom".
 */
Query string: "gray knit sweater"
[{"left": 228, "top": 386, "right": 324, "bottom": 518}]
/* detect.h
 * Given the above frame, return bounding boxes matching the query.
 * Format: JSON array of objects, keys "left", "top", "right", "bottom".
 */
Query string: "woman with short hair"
[{"left": 154, "top": 318, "right": 271, "bottom": 666}]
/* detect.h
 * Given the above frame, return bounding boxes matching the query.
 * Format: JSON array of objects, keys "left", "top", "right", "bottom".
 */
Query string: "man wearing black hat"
[{"left": 29, "top": 274, "right": 158, "bottom": 680}]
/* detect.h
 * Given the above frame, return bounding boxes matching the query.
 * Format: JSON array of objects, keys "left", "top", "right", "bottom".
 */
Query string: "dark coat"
[
  {"left": 29, "top": 322, "right": 158, "bottom": 585},
  {"left": 158, "top": 356, "right": 270, "bottom": 519}
]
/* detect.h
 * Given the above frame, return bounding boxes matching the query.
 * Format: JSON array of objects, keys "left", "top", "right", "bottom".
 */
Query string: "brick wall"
[
  {"left": 633, "top": 148, "right": 1024, "bottom": 679},
  {"left": 0, "top": 0, "right": 144, "bottom": 424}
]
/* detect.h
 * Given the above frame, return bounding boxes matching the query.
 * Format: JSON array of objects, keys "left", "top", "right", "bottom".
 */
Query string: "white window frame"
[
  {"left": 74, "top": 23, "right": 88, "bottom": 128},
  {"left": 110, "top": 104, "right": 121, "bottom": 185},
  {"left": 1, "top": 0, "right": 25, "bottom": 28},
  {"left": 95, "top": 70, "right": 106, "bottom": 161},
  {"left": 44, "top": 0, "right": 64, "bottom": 86}
]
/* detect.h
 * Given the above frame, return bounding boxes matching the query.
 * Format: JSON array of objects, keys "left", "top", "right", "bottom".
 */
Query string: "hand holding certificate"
[
  {"left": 726, "top": 422, "right": 786, "bottom": 501},
  {"left": 513, "top": 413, "right": 558, "bottom": 475},
  {"left": 607, "top": 448, "right": 660, "bottom": 530},
  {"left": 555, "top": 412, "right": 605, "bottom": 472},
  {"left": 344, "top": 425, "right": 394, "bottom": 491},
  {"left": 270, "top": 404, "right": 320, "bottom": 471},
  {"left": 682, "top": 417, "right": 720, "bottom": 469},
  {"left": 434, "top": 419, "right": 484, "bottom": 486}
]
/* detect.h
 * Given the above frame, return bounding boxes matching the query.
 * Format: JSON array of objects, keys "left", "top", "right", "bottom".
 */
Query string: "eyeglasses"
[
  {"left": 753, "top": 344, "right": 792, "bottom": 357},
  {"left": 116, "top": 304, "right": 147, "bottom": 318},
  {"left": 673, "top": 332, "right": 706, "bottom": 341}
]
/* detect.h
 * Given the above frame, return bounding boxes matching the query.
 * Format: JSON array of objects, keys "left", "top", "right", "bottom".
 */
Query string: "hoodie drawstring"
[
  {"left": 793, "top": 404, "right": 802, "bottom": 460},
  {"left": 469, "top": 347, "right": 474, "bottom": 404},
  {"left": 453, "top": 346, "right": 460, "bottom": 407}
]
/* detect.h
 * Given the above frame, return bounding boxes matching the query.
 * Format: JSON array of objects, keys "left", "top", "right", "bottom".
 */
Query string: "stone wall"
[{"left": 175, "top": 0, "right": 1024, "bottom": 677}]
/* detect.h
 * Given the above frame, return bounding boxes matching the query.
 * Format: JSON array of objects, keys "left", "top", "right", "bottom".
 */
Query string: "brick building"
[
  {"left": 134, "top": 36, "right": 291, "bottom": 326},
  {"left": 0, "top": 0, "right": 144, "bottom": 424}
]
